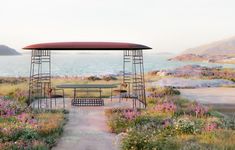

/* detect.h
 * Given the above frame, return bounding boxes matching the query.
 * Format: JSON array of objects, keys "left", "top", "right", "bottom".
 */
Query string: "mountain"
[
  {"left": 169, "top": 36, "right": 235, "bottom": 64},
  {"left": 0, "top": 45, "right": 20, "bottom": 55}
]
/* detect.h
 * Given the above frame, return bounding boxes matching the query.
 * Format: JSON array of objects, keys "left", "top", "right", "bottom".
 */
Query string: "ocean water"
[{"left": 0, "top": 52, "right": 235, "bottom": 77}]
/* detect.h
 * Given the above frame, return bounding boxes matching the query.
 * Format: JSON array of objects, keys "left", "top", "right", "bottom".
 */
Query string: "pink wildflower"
[
  {"left": 205, "top": 122, "right": 217, "bottom": 132},
  {"left": 123, "top": 109, "right": 141, "bottom": 120},
  {"left": 162, "top": 119, "right": 172, "bottom": 128},
  {"left": 154, "top": 102, "right": 177, "bottom": 113},
  {"left": 191, "top": 102, "right": 208, "bottom": 117}
]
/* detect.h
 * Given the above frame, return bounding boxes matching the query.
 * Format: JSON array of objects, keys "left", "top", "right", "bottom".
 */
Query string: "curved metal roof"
[{"left": 23, "top": 42, "right": 151, "bottom": 50}]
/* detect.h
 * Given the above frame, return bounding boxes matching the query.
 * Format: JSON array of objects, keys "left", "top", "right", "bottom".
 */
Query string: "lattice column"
[
  {"left": 123, "top": 50, "right": 146, "bottom": 108},
  {"left": 131, "top": 50, "right": 146, "bottom": 108},
  {"left": 123, "top": 50, "right": 132, "bottom": 96},
  {"left": 29, "top": 50, "right": 51, "bottom": 109}
]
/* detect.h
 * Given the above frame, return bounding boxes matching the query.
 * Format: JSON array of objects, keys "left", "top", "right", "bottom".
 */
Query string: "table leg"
[
  {"left": 111, "top": 88, "right": 112, "bottom": 101},
  {"left": 99, "top": 88, "right": 101, "bottom": 100},
  {"left": 74, "top": 88, "right": 76, "bottom": 100}
]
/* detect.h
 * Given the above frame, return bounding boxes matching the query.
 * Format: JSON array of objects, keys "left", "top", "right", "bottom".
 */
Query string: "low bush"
[
  {"left": 102, "top": 76, "right": 118, "bottom": 81},
  {"left": 106, "top": 108, "right": 141, "bottom": 133},
  {"left": 147, "top": 87, "right": 180, "bottom": 98},
  {"left": 6, "top": 88, "right": 29, "bottom": 104},
  {"left": 86, "top": 76, "right": 101, "bottom": 81}
]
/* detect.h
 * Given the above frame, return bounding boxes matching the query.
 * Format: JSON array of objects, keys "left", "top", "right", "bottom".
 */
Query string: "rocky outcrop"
[
  {"left": 155, "top": 65, "right": 235, "bottom": 81},
  {"left": 152, "top": 78, "right": 234, "bottom": 88},
  {"left": 168, "top": 54, "right": 207, "bottom": 62}
]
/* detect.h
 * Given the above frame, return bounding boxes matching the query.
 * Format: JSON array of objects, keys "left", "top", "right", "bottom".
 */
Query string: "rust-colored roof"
[{"left": 23, "top": 42, "right": 151, "bottom": 50}]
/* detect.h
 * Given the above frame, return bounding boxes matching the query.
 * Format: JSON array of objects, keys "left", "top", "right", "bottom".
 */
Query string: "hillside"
[
  {"left": 0, "top": 45, "right": 20, "bottom": 55},
  {"left": 170, "top": 36, "right": 235, "bottom": 64},
  {"left": 182, "top": 36, "right": 235, "bottom": 56}
]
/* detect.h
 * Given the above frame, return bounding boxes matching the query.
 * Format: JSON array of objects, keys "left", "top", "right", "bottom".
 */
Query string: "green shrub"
[
  {"left": 86, "top": 76, "right": 101, "bottom": 81},
  {"left": 107, "top": 113, "right": 131, "bottom": 133},
  {"left": 7, "top": 88, "right": 28, "bottom": 104},
  {"left": 122, "top": 128, "right": 180, "bottom": 150},
  {"left": 148, "top": 87, "right": 180, "bottom": 97},
  {"left": 21, "top": 128, "right": 39, "bottom": 141},
  {"left": 102, "top": 76, "right": 118, "bottom": 81},
  {"left": 175, "top": 117, "right": 204, "bottom": 134}
]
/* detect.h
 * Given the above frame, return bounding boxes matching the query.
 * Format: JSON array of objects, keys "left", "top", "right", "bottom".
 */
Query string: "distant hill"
[
  {"left": 0, "top": 45, "right": 20, "bottom": 55},
  {"left": 169, "top": 36, "right": 235, "bottom": 64},
  {"left": 182, "top": 36, "right": 235, "bottom": 56}
]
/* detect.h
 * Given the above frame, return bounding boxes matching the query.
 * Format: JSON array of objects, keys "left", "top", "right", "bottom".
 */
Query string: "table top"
[{"left": 56, "top": 84, "right": 118, "bottom": 89}]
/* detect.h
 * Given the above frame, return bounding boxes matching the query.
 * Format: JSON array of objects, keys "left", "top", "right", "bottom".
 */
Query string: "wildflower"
[
  {"left": 205, "top": 122, "right": 217, "bottom": 131},
  {"left": 122, "top": 109, "right": 141, "bottom": 120},
  {"left": 154, "top": 102, "right": 177, "bottom": 113},
  {"left": 190, "top": 102, "right": 208, "bottom": 117},
  {"left": 162, "top": 118, "right": 172, "bottom": 128}
]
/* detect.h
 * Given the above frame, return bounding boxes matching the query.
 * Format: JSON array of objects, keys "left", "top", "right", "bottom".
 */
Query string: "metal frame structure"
[
  {"left": 29, "top": 50, "right": 51, "bottom": 109},
  {"left": 24, "top": 42, "right": 151, "bottom": 109},
  {"left": 123, "top": 50, "right": 146, "bottom": 108}
]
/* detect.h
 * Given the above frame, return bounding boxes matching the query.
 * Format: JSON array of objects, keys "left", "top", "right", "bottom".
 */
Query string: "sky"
[{"left": 0, "top": 0, "right": 235, "bottom": 53}]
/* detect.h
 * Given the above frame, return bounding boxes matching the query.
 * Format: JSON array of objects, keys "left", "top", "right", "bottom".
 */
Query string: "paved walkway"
[{"left": 51, "top": 99, "right": 132, "bottom": 150}]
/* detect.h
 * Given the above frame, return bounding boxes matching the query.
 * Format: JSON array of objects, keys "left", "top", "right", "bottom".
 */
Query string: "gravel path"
[
  {"left": 52, "top": 99, "right": 132, "bottom": 150},
  {"left": 152, "top": 78, "right": 234, "bottom": 88},
  {"left": 180, "top": 87, "right": 235, "bottom": 116},
  {"left": 179, "top": 87, "right": 235, "bottom": 104}
]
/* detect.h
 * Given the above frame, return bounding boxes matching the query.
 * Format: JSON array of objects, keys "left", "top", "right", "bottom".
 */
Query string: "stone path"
[{"left": 52, "top": 99, "right": 132, "bottom": 150}]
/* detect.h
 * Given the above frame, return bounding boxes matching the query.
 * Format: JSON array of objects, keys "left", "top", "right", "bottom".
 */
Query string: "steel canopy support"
[
  {"left": 29, "top": 50, "right": 51, "bottom": 109},
  {"left": 123, "top": 50, "right": 146, "bottom": 108}
]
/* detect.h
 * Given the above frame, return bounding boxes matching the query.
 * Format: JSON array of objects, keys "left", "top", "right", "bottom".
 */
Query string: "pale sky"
[{"left": 0, "top": 0, "right": 235, "bottom": 53}]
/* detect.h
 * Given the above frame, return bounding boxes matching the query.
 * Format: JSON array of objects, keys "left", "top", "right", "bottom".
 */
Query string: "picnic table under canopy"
[{"left": 23, "top": 42, "right": 152, "bottom": 108}]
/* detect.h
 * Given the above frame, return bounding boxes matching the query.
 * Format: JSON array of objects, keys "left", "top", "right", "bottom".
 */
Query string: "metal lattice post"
[
  {"left": 123, "top": 50, "right": 146, "bottom": 108},
  {"left": 131, "top": 50, "right": 146, "bottom": 108},
  {"left": 123, "top": 50, "right": 132, "bottom": 96},
  {"left": 29, "top": 50, "right": 51, "bottom": 109}
]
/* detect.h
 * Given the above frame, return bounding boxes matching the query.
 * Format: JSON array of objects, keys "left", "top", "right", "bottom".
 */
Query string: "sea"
[{"left": 0, "top": 52, "right": 235, "bottom": 77}]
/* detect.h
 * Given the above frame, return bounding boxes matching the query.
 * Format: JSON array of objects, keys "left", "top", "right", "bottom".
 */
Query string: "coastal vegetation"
[
  {"left": 1, "top": 69, "right": 235, "bottom": 149},
  {"left": 106, "top": 87, "right": 235, "bottom": 150},
  {"left": 0, "top": 78, "right": 68, "bottom": 149},
  {"left": 0, "top": 98, "right": 67, "bottom": 149}
]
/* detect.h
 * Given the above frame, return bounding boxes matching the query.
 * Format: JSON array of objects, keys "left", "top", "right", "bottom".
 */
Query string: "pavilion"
[{"left": 23, "top": 42, "right": 152, "bottom": 108}]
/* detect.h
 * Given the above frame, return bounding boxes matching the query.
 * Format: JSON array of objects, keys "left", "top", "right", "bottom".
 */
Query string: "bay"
[{"left": 0, "top": 52, "right": 234, "bottom": 77}]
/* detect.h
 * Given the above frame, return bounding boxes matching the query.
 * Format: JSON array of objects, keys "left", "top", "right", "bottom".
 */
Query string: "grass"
[{"left": 0, "top": 76, "right": 122, "bottom": 100}]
